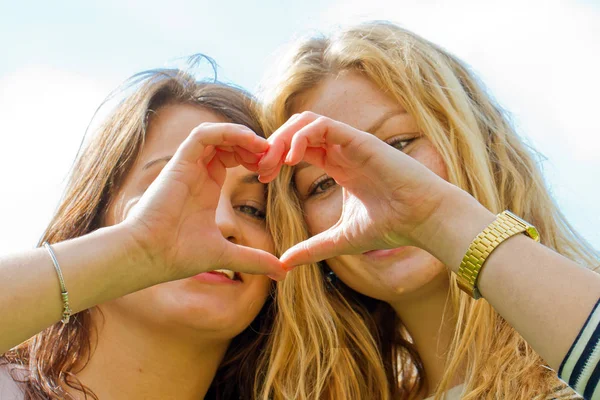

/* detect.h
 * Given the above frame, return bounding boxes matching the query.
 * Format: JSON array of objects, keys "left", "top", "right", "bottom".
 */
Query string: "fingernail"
[
  {"left": 284, "top": 152, "right": 293, "bottom": 164},
  {"left": 257, "top": 155, "right": 267, "bottom": 168}
]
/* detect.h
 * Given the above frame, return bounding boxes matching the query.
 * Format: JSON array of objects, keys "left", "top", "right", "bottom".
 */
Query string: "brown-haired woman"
[{"left": 0, "top": 61, "right": 287, "bottom": 399}]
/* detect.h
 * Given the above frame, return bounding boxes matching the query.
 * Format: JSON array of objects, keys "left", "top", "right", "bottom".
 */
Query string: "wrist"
[
  {"left": 47, "top": 224, "right": 163, "bottom": 315},
  {"left": 112, "top": 222, "right": 169, "bottom": 285},
  {"left": 414, "top": 184, "right": 495, "bottom": 273}
]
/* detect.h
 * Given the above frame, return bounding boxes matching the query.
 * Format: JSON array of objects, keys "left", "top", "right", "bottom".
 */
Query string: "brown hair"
[
  {"left": 2, "top": 56, "right": 276, "bottom": 400},
  {"left": 259, "top": 21, "right": 598, "bottom": 399}
]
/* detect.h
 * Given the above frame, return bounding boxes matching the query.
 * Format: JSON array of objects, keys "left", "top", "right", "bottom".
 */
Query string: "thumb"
[
  {"left": 280, "top": 227, "right": 354, "bottom": 268},
  {"left": 222, "top": 241, "right": 287, "bottom": 281}
]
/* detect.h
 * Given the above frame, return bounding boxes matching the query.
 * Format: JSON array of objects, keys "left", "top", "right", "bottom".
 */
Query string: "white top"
[
  {"left": 0, "top": 365, "right": 25, "bottom": 399},
  {"left": 558, "top": 298, "right": 600, "bottom": 399}
]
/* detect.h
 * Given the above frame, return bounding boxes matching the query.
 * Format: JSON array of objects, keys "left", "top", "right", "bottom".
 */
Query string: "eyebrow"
[
  {"left": 239, "top": 173, "right": 262, "bottom": 185},
  {"left": 294, "top": 161, "right": 312, "bottom": 173},
  {"left": 365, "top": 110, "right": 406, "bottom": 134},
  {"left": 143, "top": 156, "right": 172, "bottom": 170}
]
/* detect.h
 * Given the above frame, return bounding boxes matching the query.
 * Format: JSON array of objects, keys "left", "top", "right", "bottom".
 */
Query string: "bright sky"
[{"left": 1, "top": 0, "right": 598, "bottom": 254}]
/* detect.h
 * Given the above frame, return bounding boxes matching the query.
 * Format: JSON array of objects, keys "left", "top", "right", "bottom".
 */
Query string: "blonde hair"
[
  {"left": 259, "top": 21, "right": 599, "bottom": 399},
  {"left": 1, "top": 57, "right": 278, "bottom": 400}
]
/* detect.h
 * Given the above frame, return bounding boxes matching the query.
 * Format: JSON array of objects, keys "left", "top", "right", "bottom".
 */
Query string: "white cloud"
[{"left": 0, "top": 67, "right": 113, "bottom": 253}]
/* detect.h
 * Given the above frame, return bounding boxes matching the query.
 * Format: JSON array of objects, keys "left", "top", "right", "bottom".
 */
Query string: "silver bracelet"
[{"left": 42, "top": 242, "right": 72, "bottom": 324}]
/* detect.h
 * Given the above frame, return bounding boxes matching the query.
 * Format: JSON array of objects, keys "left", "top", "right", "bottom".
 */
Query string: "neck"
[
  {"left": 389, "top": 272, "right": 461, "bottom": 397},
  {"left": 72, "top": 308, "right": 230, "bottom": 400}
]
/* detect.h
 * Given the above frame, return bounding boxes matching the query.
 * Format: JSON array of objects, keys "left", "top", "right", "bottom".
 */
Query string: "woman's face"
[
  {"left": 292, "top": 71, "right": 449, "bottom": 304},
  {"left": 103, "top": 104, "right": 274, "bottom": 341}
]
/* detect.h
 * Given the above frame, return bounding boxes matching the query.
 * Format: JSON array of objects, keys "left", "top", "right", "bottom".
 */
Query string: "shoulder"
[{"left": 0, "top": 363, "right": 26, "bottom": 400}]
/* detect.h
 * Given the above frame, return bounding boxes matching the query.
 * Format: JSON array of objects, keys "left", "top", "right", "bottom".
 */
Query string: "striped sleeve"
[{"left": 559, "top": 298, "right": 600, "bottom": 400}]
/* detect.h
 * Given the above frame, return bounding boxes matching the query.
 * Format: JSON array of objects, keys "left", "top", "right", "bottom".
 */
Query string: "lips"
[
  {"left": 362, "top": 247, "right": 408, "bottom": 260},
  {"left": 210, "top": 269, "right": 242, "bottom": 282}
]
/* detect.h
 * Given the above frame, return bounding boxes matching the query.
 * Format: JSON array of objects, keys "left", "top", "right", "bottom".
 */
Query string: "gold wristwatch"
[{"left": 456, "top": 210, "right": 540, "bottom": 299}]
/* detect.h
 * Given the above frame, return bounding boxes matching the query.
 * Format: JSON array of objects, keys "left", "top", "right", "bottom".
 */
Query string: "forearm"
[
  {"left": 423, "top": 186, "right": 600, "bottom": 370},
  {"left": 0, "top": 225, "right": 155, "bottom": 353},
  {"left": 478, "top": 234, "right": 600, "bottom": 369}
]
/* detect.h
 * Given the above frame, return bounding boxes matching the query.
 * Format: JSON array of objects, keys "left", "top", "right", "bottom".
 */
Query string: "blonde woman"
[
  {"left": 0, "top": 64, "right": 287, "bottom": 399},
  {"left": 258, "top": 22, "right": 600, "bottom": 399}
]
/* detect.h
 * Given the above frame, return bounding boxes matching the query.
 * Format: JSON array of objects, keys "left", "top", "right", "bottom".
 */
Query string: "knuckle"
[
  {"left": 314, "top": 115, "right": 330, "bottom": 126},
  {"left": 190, "top": 122, "right": 212, "bottom": 137},
  {"left": 196, "top": 121, "right": 214, "bottom": 131},
  {"left": 314, "top": 116, "right": 334, "bottom": 135},
  {"left": 299, "top": 111, "right": 318, "bottom": 122}
]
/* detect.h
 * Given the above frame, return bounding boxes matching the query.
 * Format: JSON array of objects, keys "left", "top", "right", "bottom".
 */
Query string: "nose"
[{"left": 215, "top": 195, "right": 241, "bottom": 244}]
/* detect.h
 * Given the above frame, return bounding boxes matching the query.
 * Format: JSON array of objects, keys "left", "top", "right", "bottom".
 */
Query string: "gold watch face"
[
  {"left": 526, "top": 226, "right": 540, "bottom": 242},
  {"left": 504, "top": 211, "right": 540, "bottom": 242}
]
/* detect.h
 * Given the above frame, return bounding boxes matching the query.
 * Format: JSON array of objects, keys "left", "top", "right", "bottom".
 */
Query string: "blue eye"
[
  {"left": 237, "top": 205, "right": 266, "bottom": 220},
  {"left": 386, "top": 137, "right": 415, "bottom": 152},
  {"left": 308, "top": 176, "right": 337, "bottom": 197}
]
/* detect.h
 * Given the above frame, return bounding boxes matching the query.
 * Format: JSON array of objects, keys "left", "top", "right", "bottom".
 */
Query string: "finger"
[
  {"left": 234, "top": 153, "right": 260, "bottom": 172},
  {"left": 301, "top": 147, "right": 328, "bottom": 169},
  {"left": 201, "top": 146, "right": 217, "bottom": 164},
  {"left": 207, "top": 156, "right": 227, "bottom": 186},
  {"left": 265, "top": 113, "right": 302, "bottom": 147},
  {"left": 258, "top": 136, "right": 286, "bottom": 171},
  {"left": 175, "top": 123, "right": 268, "bottom": 165},
  {"left": 217, "top": 145, "right": 235, "bottom": 153},
  {"left": 215, "top": 149, "right": 240, "bottom": 168},
  {"left": 280, "top": 227, "right": 357, "bottom": 268},
  {"left": 286, "top": 117, "right": 372, "bottom": 165},
  {"left": 234, "top": 146, "right": 262, "bottom": 164},
  {"left": 261, "top": 112, "right": 320, "bottom": 169},
  {"left": 232, "top": 147, "right": 263, "bottom": 172},
  {"left": 258, "top": 164, "right": 283, "bottom": 183},
  {"left": 222, "top": 242, "right": 287, "bottom": 280}
]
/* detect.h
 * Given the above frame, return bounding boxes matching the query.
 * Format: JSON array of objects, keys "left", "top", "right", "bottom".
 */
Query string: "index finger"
[
  {"left": 174, "top": 122, "right": 268, "bottom": 165},
  {"left": 260, "top": 112, "right": 322, "bottom": 170}
]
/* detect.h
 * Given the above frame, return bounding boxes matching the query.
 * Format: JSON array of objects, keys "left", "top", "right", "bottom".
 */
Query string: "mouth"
[
  {"left": 362, "top": 247, "right": 408, "bottom": 261},
  {"left": 209, "top": 269, "right": 242, "bottom": 282},
  {"left": 191, "top": 268, "right": 243, "bottom": 285}
]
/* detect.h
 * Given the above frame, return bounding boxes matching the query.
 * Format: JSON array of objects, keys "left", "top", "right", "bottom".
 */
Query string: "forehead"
[
  {"left": 143, "top": 103, "right": 226, "bottom": 158},
  {"left": 293, "top": 71, "right": 403, "bottom": 131},
  {"left": 139, "top": 104, "right": 260, "bottom": 185}
]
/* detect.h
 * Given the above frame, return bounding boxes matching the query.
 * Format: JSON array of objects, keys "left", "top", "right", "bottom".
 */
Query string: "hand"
[
  {"left": 123, "top": 122, "right": 286, "bottom": 282},
  {"left": 258, "top": 112, "right": 459, "bottom": 267}
]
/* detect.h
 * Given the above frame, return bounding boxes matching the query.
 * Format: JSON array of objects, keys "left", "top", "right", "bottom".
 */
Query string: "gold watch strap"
[{"left": 456, "top": 210, "right": 540, "bottom": 299}]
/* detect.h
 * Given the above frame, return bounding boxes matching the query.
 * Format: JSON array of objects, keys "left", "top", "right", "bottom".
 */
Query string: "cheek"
[
  {"left": 412, "top": 143, "right": 449, "bottom": 181},
  {"left": 225, "top": 277, "right": 272, "bottom": 329},
  {"left": 243, "top": 223, "right": 276, "bottom": 255},
  {"left": 246, "top": 277, "right": 272, "bottom": 309},
  {"left": 304, "top": 190, "right": 343, "bottom": 236}
]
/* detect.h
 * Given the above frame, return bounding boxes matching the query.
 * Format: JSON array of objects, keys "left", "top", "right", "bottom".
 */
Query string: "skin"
[
  {"left": 0, "top": 104, "right": 278, "bottom": 400},
  {"left": 102, "top": 104, "right": 273, "bottom": 342},
  {"left": 74, "top": 104, "right": 274, "bottom": 400},
  {"left": 291, "top": 71, "right": 459, "bottom": 393},
  {"left": 259, "top": 70, "right": 600, "bottom": 398}
]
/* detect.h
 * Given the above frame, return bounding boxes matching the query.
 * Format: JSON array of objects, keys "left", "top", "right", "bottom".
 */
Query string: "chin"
[
  {"left": 386, "top": 251, "right": 448, "bottom": 297},
  {"left": 332, "top": 247, "right": 449, "bottom": 302},
  {"left": 105, "top": 279, "right": 269, "bottom": 341}
]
